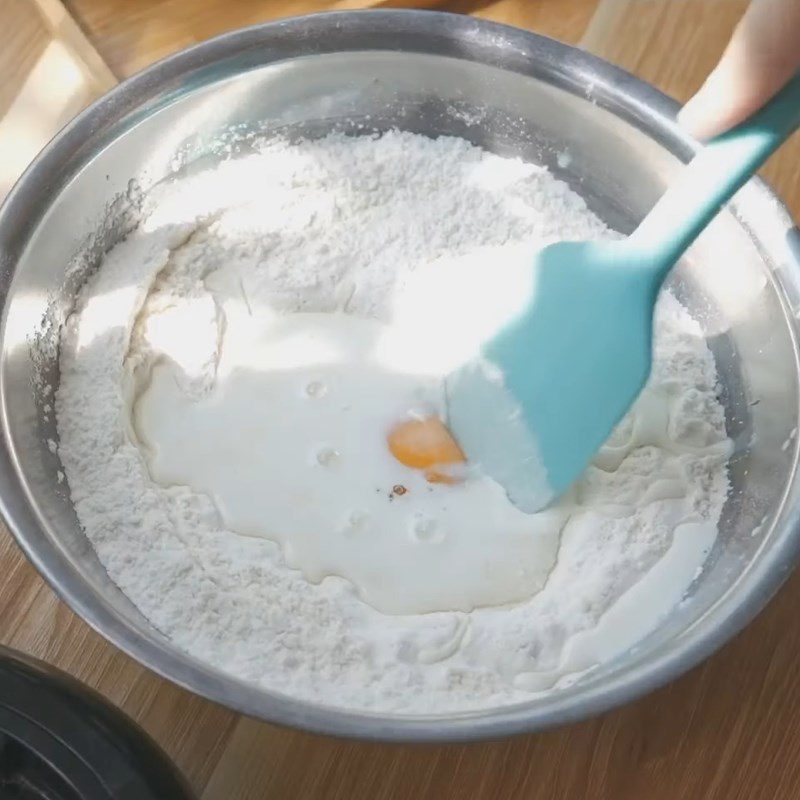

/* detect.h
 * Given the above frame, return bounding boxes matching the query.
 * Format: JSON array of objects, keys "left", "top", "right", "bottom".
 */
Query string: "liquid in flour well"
[
  {"left": 131, "top": 244, "right": 577, "bottom": 616},
  {"left": 133, "top": 310, "right": 565, "bottom": 615}
]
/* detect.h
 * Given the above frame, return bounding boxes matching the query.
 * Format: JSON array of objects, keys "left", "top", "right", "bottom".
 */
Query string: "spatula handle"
[{"left": 629, "top": 72, "right": 800, "bottom": 278}]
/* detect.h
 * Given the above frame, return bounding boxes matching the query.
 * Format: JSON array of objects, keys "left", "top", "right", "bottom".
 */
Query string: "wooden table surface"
[{"left": 3, "top": 1, "right": 800, "bottom": 798}]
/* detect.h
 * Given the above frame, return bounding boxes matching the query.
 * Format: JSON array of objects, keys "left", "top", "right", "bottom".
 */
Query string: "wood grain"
[
  {"left": 3, "top": 1, "right": 800, "bottom": 798},
  {"left": 32, "top": 0, "right": 118, "bottom": 89},
  {"left": 63, "top": 0, "right": 599, "bottom": 77},
  {"left": 0, "top": 0, "right": 116, "bottom": 199},
  {"left": 579, "top": 0, "right": 800, "bottom": 215},
  {"left": 0, "top": 0, "right": 50, "bottom": 115}
]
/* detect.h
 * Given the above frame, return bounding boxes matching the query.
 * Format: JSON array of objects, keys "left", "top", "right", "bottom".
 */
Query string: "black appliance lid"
[{"left": 0, "top": 645, "right": 195, "bottom": 800}]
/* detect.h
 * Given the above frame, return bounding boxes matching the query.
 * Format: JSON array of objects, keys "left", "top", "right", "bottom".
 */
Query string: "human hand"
[{"left": 678, "top": 0, "right": 800, "bottom": 139}]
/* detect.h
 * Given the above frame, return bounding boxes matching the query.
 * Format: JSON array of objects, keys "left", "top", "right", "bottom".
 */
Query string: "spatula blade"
[{"left": 446, "top": 240, "right": 659, "bottom": 512}]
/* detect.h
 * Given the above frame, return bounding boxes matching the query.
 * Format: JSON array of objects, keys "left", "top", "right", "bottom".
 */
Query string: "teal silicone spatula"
[{"left": 445, "top": 73, "right": 800, "bottom": 513}]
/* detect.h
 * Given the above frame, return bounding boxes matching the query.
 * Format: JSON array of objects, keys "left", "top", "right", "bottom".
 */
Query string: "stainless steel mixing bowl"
[{"left": 1, "top": 10, "right": 799, "bottom": 742}]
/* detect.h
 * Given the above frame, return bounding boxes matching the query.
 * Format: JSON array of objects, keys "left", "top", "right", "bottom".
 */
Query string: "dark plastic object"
[{"left": 0, "top": 645, "right": 195, "bottom": 799}]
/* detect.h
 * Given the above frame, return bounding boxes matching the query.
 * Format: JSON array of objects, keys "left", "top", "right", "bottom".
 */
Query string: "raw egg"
[{"left": 387, "top": 416, "right": 466, "bottom": 484}]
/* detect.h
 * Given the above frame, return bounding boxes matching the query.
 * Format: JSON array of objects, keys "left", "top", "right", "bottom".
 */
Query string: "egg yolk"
[{"left": 387, "top": 416, "right": 466, "bottom": 484}]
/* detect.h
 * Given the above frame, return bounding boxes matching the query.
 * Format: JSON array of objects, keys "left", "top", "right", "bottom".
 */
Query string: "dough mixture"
[{"left": 56, "top": 132, "right": 731, "bottom": 712}]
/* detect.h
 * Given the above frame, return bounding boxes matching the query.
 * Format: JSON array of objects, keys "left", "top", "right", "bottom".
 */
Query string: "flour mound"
[{"left": 56, "top": 132, "right": 730, "bottom": 713}]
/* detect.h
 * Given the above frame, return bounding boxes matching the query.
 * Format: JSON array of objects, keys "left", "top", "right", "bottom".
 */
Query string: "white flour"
[{"left": 56, "top": 132, "right": 731, "bottom": 712}]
